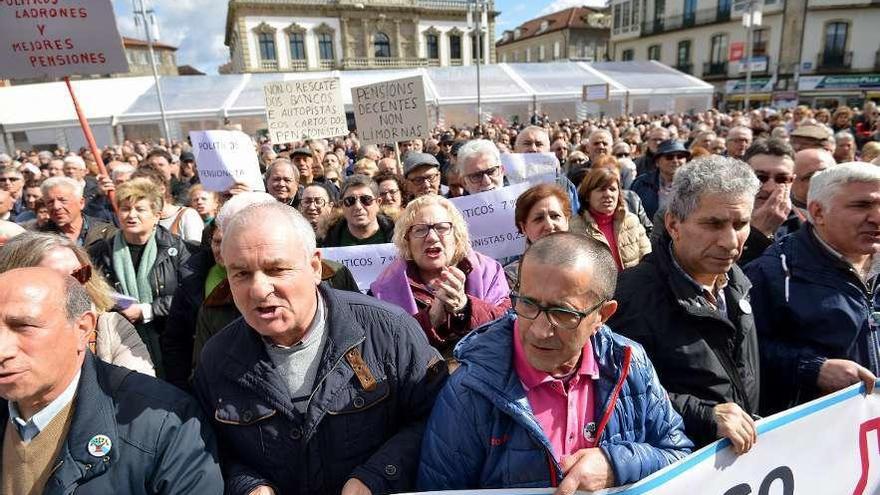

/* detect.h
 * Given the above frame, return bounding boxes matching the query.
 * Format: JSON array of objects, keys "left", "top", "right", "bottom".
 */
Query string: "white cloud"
[{"left": 538, "top": 0, "right": 608, "bottom": 17}]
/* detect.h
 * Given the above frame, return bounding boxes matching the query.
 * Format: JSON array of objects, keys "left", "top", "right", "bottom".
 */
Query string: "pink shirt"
[{"left": 513, "top": 321, "right": 600, "bottom": 461}]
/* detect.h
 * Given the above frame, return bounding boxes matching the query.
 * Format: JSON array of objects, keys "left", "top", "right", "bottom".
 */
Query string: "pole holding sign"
[
  {"left": 351, "top": 75, "right": 431, "bottom": 145},
  {"left": 263, "top": 78, "right": 348, "bottom": 144}
]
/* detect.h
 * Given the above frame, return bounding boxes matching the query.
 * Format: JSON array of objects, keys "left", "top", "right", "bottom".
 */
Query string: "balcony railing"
[
  {"left": 703, "top": 61, "right": 728, "bottom": 77},
  {"left": 674, "top": 63, "right": 693, "bottom": 75},
  {"left": 289, "top": 59, "right": 307, "bottom": 71},
  {"left": 817, "top": 50, "right": 852, "bottom": 71},
  {"left": 319, "top": 59, "right": 336, "bottom": 70},
  {"left": 641, "top": 6, "right": 731, "bottom": 36},
  {"left": 450, "top": 58, "right": 463, "bottom": 66},
  {"left": 342, "top": 57, "right": 437, "bottom": 69},
  {"left": 259, "top": 59, "right": 278, "bottom": 70}
]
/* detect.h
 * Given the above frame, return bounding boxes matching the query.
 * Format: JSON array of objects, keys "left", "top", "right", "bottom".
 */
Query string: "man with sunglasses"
[
  {"left": 320, "top": 175, "right": 394, "bottom": 247},
  {"left": 418, "top": 233, "right": 691, "bottom": 492},
  {"left": 457, "top": 140, "right": 505, "bottom": 195}
]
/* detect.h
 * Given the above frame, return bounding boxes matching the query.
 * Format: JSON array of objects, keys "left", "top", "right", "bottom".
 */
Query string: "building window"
[
  {"left": 648, "top": 44, "right": 661, "bottom": 61},
  {"left": 258, "top": 32, "right": 276, "bottom": 61},
  {"left": 539, "top": 45, "right": 545, "bottom": 61},
  {"left": 471, "top": 33, "right": 483, "bottom": 61},
  {"left": 426, "top": 33, "right": 439, "bottom": 59},
  {"left": 318, "top": 32, "right": 334, "bottom": 60},
  {"left": 677, "top": 40, "right": 691, "bottom": 71},
  {"left": 374, "top": 32, "right": 391, "bottom": 58},
  {"left": 621, "top": 48, "right": 634, "bottom": 61},
  {"left": 718, "top": 0, "right": 732, "bottom": 18},
  {"left": 825, "top": 21, "right": 848, "bottom": 55},
  {"left": 710, "top": 33, "right": 728, "bottom": 63},
  {"left": 622, "top": 2, "right": 631, "bottom": 29},
  {"left": 613, "top": 4, "right": 621, "bottom": 30},
  {"left": 631, "top": 0, "right": 640, "bottom": 25},
  {"left": 684, "top": 0, "right": 696, "bottom": 25},
  {"left": 449, "top": 33, "right": 462, "bottom": 59},
  {"left": 289, "top": 33, "right": 305, "bottom": 60},
  {"left": 752, "top": 28, "right": 768, "bottom": 56}
]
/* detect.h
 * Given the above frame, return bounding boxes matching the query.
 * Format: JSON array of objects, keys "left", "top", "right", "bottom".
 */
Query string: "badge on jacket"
[
  {"left": 87, "top": 434, "right": 112, "bottom": 457},
  {"left": 739, "top": 298, "right": 752, "bottom": 315},
  {"left": 583, "top": 422, "right": 597, "bottom": 442}
]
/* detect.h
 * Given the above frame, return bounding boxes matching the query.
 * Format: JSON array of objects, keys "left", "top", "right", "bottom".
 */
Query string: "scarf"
[{"left": 112, "top": 230, "right": 157, "bottom": 304}]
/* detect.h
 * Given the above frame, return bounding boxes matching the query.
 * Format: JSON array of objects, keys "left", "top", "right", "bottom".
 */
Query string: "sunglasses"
[
  {"left": 755, "top": 173, "right": 795, "bottom": 185},
  {"left": 341, "top": 195, "right": 376, "bottom": 208},
  {"left": 614, "top": 153, "right": 630, "bottom": 158}
]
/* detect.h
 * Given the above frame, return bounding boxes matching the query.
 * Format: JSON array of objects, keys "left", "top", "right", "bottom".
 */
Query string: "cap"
[
  {"left": 291, "top": 147, "right": 314, "bottom": 158},
  {"left": 180, "top": 151, "right": 195, "bottom": 162},
  {"left": 655, "top": 139, "right": 691, "bottom": 158},
  {"left": 403, "top": 152, "right": 440, "bottom": 176},
  {"left": 440, "top": 133, "right": 455, "bottom": 144},
  {"left": 791, "top": 124, "right": 832, "bottom": 141}
]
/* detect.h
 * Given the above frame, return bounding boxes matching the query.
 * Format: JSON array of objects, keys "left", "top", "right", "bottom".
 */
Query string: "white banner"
[
  {"left": 319, "top": 243, "right": 399, "bottom": 293},
  {"left": 263, "top": 78, "right": 348, "bottom": 143},
  {"left": 450, "top": 183, "right": 530, "bottom": 261},
  {"left": 0, "top": 0, "right": 129, "bottom": 78},
  {"left": 190, "top": 130, "right": 265, "bottom": 193},
  {"left": 352, "top": 75, "right": 430, "bottom": 145},
  {"left": 502, "top": 153, "right": 560, "bottom": 184},
  {"left": 406, "top": 383, "right": 880, "bottom": 494}
]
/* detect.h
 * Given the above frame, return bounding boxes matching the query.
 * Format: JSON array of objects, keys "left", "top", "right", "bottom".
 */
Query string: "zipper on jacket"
[{"left": 596, "top": 346, "right": 633, "bottom": 442}]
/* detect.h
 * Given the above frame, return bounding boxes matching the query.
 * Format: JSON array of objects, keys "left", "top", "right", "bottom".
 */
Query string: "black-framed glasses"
[
  {"left": 408, "top": 172, "right": 440, "bottom": 184},
  {"left": 408, "top": 222, "right": 453, "bottom": 238},
  {"left": 511, "top": 292, "right": 606, "bottom": 330},
  {"left": 463, "top": 166, "right": 501, "bottom": 185},
  {"left": 341, "top": 195, "right": 375, "bottom": 208},
  {"left": 614, "top": 152, "right": 630, "bottom": 158}
]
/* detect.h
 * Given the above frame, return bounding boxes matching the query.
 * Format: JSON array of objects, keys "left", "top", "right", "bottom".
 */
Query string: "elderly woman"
[
  {"left": 88, "top": 178, "right": 191, "bottom": 378},
  {"left": 0, "top": 232, "right": 155, "bottom": 375},
  {"left": 572, "top": 167, "right": 651, "bottom": 271},
  {"left": 502, "top": 183, "right": 572, "bottom": 286},
  {"left": 370, "top": 195, "right": 510, "bottom": 355},
  {"left": 132, "top": 165, "right": 204, "bottom": 243}
]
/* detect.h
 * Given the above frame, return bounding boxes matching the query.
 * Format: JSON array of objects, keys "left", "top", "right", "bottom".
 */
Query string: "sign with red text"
[{"left": 0, "top": 0, "right": 129, "bottom": 78}]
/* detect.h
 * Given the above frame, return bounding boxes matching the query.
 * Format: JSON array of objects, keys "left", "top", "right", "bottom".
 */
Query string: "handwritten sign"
[
  {"left": 263, "top": 78, "right": 348, "bottom": 143},
  {"left": 0, "top": 0, "right": 128, "bottom": 78},
  {"left": 450, "top": 183, "right": 531, "bottom": 260},
  {"left": 501, "top": 153, "right": 560, "bottom": 184},
  {"left": 351, "top": 75, "right": 430, "bottom": 145},
  {"left": 320, "top": 243, "right": 399, "bottom": 292},
  {"left": 190, "top": 130, "right": 265, "bottom": 193},
  {"left": 582, "top": 83, "right": 610, "bottom": 102}
]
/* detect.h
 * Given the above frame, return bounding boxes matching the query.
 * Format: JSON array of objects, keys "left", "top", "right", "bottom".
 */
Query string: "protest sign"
[
  {"left": 582, "top": 83, "right": 610, "bottom": 102},
  {"left": 352, "top": 76, "right": 430, "bottom": 145},
  {"left": 501, "top": 153, "right": 560, "bottom": 184},
  {"left": 190, "top": 130, "right": 265, "bottom": 193},
  {"left": 263, "top": 78, "right": 348, "bottom": 143},
  {"left": 405, "top": 382, "right": 880, "bottom": 494},
  {"left": 319, "top": 244, "right": 399, "bottom": 292},
  {"left": 0, "top": 0, "right": 129, "bottom": 79},
  {"left": 450, "top": 183, "right": 531, "bottom": 260}
]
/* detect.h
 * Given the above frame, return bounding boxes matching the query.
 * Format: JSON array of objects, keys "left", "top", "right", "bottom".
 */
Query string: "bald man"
[
  {"left": 0, "top": 268, "right": 222, "bottom": 494},
  {"left": 792, "top": 149, "right": 835, "bottom": 217}
]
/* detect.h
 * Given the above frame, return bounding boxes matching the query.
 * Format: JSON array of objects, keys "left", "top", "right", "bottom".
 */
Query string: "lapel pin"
[{"left": 87, "top": 434, "right": 112, "bottom": 457}]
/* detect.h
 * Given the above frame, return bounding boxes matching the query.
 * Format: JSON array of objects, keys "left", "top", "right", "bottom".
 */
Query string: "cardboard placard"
[
  {"left": 263, "top": 77, "right": 348, "bottom": 143},
  {"left": 190, "top": 130, "right": 265, "bottom": 193},
  {"left": 351, "top": 75, "right": 430, "bottom": 145}
]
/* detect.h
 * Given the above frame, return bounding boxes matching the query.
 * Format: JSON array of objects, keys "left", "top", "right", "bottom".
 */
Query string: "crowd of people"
[{"left": 0, "top": 101, "right": 879, "bottom": 494}]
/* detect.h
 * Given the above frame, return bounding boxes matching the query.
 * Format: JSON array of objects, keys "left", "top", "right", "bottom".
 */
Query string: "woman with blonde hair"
[
  {"left": 0, "top": 231, "right": 155, "bottom": 375},
  {"left": 370, "top": 194, "right": 510, "bottom": 355}
]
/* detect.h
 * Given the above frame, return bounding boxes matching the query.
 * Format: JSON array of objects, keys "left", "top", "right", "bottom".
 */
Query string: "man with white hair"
[
  {"left": 791, "top": 148, "right": 835, "bottom": 217},
  {"left": 745, "top": 162, "right": 880, "bottom": 415},
  {"left": 457, "top": 139, "right": 505, "bottom": 195},
  {"left": 833, "top": 130, "right": 856, "bottom": 163},
  {"left": 62, "top": 155, "right": 100, "bottom": 205},
  {"left": 37, "top": 177, "right": 114, "bottom": 248},
  {"left": 725, "top": 126, "right": 753, "bottom": 160}
]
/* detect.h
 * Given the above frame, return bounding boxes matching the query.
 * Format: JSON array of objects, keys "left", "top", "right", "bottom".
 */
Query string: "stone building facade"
[
  {"left": 495, "top": 7, "right": 611, "bottom": 64},
  {"left": 224, "top": 0, "right": 497, "bottom": 73}
]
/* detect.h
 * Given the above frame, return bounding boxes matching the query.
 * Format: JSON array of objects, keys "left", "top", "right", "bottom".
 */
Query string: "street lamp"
[
  {"left": 468, "top": 0, "right": 488, "bottom": 125},
  {"left": 132, "top": 0, "right": 172, "bottom": 143}
]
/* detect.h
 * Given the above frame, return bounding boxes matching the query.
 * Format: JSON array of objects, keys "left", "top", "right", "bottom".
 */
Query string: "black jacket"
[
  {"left": 320, "top": 214, "right": 395, "bottom": 248},
  {"left": 193, "top": 286, "right": 447, "bottom": 495},
  {"left": 608, "top": 236, "right": 761, "bottom": 448},
  {"left": 0, "top": 353, "right": 223, "bottom": 494},
  {"left": 41, "top": 215, "right": 116, "bottom": 250}
]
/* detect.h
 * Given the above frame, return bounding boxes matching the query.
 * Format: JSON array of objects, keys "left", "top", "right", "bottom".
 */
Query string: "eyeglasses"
[
  {"left": 408, "top": 222, "right": 453, "bottom": 238},
  {"left": 663, "top": 153, "right": 689, "bottom": 161},
  {"left": 0, "top": 177, "right": 21, "bottom": 183},
  {"left": 341, "top": 195, "right": 376, "bottom": 208},
  {"left": 463, "top": 166, "right": 501, "bottom": 185},
  {"left": 755, "top": 173, "right": 795, "bottom": 185},
  {"left": 70, "top": 264, "right": 92, "bottom": 284},
  {"left": 408, "top": 172, "right": 440, "bottom": 184},
  {"left": 511, "top": 292, "right": 606, "bottom": 330},
  {"left": 614, "top": 153, "right": 630, "bottom": 158},
  {"left": 379, "top": 188, "right": 400, "bottom": 197},
  {"left": 301, "top": 197, "right": 327, "bottom": 207}
]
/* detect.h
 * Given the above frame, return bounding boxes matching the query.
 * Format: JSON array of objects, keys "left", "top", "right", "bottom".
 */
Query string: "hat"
[
  {"left": 180, "top": 151, "right": 195, "bottom": 162},
  {"left": 655, "top": 139, "right": 691, "bottom": 158},
  {"left": 291, "top": 147, "right": 314, "bottom": 158},
  {"left": 403, "top": 152, "right": 440, "bottom": 176},
  {"left": 440, "top": 133, "right": 455, "bottom": 145},
  {"left": 791, "top": 124, "right": 832, "bottom": 141}
]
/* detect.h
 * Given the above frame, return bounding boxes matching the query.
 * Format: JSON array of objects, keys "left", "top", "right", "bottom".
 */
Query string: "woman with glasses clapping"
[{"left": 370, "top": 195, "right": 510, "bottom": 357}]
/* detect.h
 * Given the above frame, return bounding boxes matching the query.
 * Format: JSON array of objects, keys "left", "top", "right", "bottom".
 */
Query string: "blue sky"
[{"left": 112, "top": 0, "right": 606, "bottom": 74}]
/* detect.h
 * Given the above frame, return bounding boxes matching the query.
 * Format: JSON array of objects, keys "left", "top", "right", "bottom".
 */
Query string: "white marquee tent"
[{"left": 0, "top": 61, "right": 712, "bottom": 153}]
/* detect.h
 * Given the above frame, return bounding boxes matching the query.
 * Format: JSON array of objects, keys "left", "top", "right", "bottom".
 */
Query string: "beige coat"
[
  {"left": 572, "top": 209, "right": 652, "bottom": 270},
  {"left": 96, "top": 312, "right": 156, "bottom": 376}
]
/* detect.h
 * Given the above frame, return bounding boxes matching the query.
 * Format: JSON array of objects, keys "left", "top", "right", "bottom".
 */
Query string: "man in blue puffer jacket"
[{"left": 418, "top": 233, "right": 692, "bottom": 492}]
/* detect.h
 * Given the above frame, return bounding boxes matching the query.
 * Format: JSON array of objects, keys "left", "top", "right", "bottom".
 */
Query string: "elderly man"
[
  {"left": 0, "top": 166, "right": 25, "bottom": 218},
  {"left": 631, "top": 139, "right": 690, "bottom": 219},
  {"left": 514, "top": 125, "right": 551, "bottom": 154},
  {"left": 62, "top": 155, "right": 101, "bottom": 205},
  {"left": 611, "top": 157, "right": 762, "bottom": 452},
  {"left": 457, "top": 140, "right": 505, "bottom": 195},
  {"left": 790, "top": 124, "right": 834, "bottom": 153},
  {"left": 403, "top": 152, "right": 442, "bottom": 199},
  {"left": 45, "top": 157, "right": 65, "bottom": 178},
  {"left": 321, "top": 175, "right": 394, "bottom": 247},
  {"left": 291, "top": 147, "right": 316, "bottom": 185},
  {"left": 194, "top": 202, "right": 446, "bottom": 495},
  {"left": 551, "top": 138, "right": 570, "bottom": 164},
  {"left": 726, "top": 126, "right": 753, "bottom": 160},
  {"left": 791, "top": 148, "right": 835, "bottom": 217},
  {"left": 266, "top": 158, "right": 301, "bottom": 207},
  {"left": 834, "top": 131, "right": 857, "bottom": 163},
  {"left": 568, "top": 130, "right": 613, "bottom": 186},
  {"left": 38, "top": 177, "right": 115, "bottom": 248},
  {"left": 0, "top": 268, "right": 223, "bottom": 493},
  {"left": 418, "top": 233, "right": 691, "bottom": 491},
  {"left": 634, "top": 126, "right": 670, "bottom": 176},
  {"left": 745, "top": 163, "right": 880, "bottom": 415}
]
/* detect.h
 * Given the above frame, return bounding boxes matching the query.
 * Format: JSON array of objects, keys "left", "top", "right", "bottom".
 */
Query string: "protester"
[
  {"left": 291, "top": 147, "right": 316, "bottom": 185},
  {"left": 132, "top": 166, "right": 204, "bottom": 244},
  {"left": 370, "top": 195, "right": 511, "bottom": 356},
  {"left": 403, "top": 152, "right": 443, "bottom": 199},
  {"left": 834, "top": 130, "right": 857, "bottom": 163},
  {"left": 193, "top": 202, "right": 447, "bottom": 495},
  {"left": 610, "top": 156, "right": 761, "bottom": 451},
  {"left": 298, "top": 183, "right": 334, "bottom": 233},
  {"left": 631, "top": 139, "right": 690, "bottom": 219},
  {"left": 320, "top": 175, "right": 394, "bottom": 247},
  {"left": 725, "top": 126, "right": 753, "bottom": 160},
  {"left": 89, "top": 178, "right": 191, "bottom": 378},
  {"left": 0, "top": 166, "right": 26, "bottom": 218},
  {"left": 266, "top": 157, "right": 301, "bottom": 207},
  {"left": 792, "top": 148, "right": 835, "bottom": 217},
  {"left": 745, "top": 163, "right": 880, "bottom": 415},
  {"left": 572, "top": 167, "right": 650, "bottom": 271},
  {"left": 39, "top": 177, "right": 115, "bottom": 249},
  {"left": 375, "top": 171, "right": 405, "bottom": 221},
  {"left": 0, "top": 267, "right": 223, "bottom": 494},
  {"left": 634, "top": 126, "right": 670, "bottom": 176},
  {"left": 418, "top": 233, "right": 692, "bottom": 490},
  {"left": 514, "top": 125, "right": 551, "bottom": 153},
  {"left": 188, "top": 184, "right": 220, "bottom": 224},
  {"left": 354, "top": 157, "right": 380, "bottom": 177},
  {"left": 457, "top": 140, "right": 505, "bottom": 195},
  {"left": 0, "top": 232, "right": 155, "bottom": 376},
  {"left": 503, "top": 183, "right": 572, "bottom": 285}
]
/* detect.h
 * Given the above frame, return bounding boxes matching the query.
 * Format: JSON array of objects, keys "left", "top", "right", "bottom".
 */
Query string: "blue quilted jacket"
[{"left": 417, "top": 312, "right": 692, "bottom": 489}]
